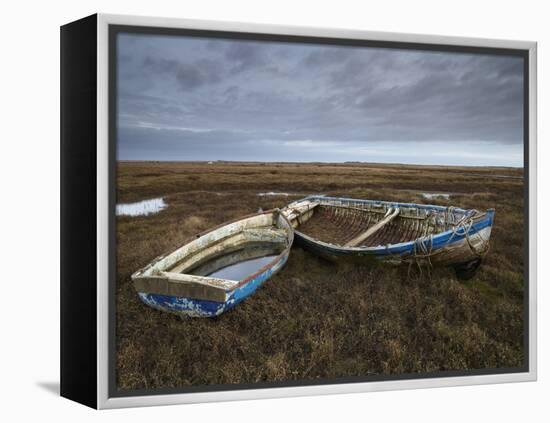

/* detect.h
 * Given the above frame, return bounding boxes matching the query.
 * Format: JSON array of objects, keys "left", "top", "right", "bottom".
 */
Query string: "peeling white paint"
[{"left": 116, "top": 197, "right": 167, "bottom": 217}]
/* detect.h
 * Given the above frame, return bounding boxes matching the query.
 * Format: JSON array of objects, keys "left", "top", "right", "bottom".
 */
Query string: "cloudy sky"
[{"left": 116, "top": 33, "right": 524, "bottom": 167}]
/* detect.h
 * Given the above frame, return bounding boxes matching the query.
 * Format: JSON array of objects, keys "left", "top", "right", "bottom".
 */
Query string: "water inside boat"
[{"left": 187, "top": 244, "right": 284, "bottom": 281}]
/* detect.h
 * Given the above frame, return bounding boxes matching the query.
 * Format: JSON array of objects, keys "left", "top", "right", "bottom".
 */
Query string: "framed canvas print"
[{"left": 60, "top": 13, "right": 537, "bottom": 409}]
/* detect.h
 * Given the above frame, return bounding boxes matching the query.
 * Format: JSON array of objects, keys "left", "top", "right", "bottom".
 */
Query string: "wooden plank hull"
[
  {"left": 283, "top": 196, "right": 494, "bottom": 268},
  {"left": 131, "top": 210, "right": 294, "bottom": 317}
]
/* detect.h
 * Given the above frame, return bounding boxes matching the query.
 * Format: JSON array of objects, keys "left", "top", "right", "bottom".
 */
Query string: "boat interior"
[
  {"left": 283, "top": 197, "right": 471, "bottom": 248},
  {"left": 133, "top": 210, "right": 293, "bottom": 285}
]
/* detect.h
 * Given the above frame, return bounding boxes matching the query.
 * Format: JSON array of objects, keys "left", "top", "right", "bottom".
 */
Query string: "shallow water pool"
[{"left": 116, "top": 197, "right": 167, "bottom": 217}]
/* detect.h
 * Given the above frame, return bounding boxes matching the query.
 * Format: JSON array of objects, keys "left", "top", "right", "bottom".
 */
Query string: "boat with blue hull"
[
  {"left": 282, "top": 196, "right": 494, "bottom": 278},
  {"left": 132, "top": 209, "right": 294, "bottom": 317}
]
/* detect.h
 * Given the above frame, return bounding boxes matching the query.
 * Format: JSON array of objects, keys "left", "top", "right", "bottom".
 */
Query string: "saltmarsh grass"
[{"left": 116, "top": 161, "right": 524, "bottom": 390}]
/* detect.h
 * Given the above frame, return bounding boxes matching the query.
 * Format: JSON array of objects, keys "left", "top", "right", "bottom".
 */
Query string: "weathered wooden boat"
[
  {"left": 282, "top": 196, "right": 494, "bottom": 278},
  {"left": 131, "top": 209, "right": 294, "bottom": 317}
]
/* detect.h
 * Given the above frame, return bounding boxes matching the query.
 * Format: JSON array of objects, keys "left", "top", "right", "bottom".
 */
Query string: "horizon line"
[{"left": 116, "top": 159, "right": 524, "bottom": 169}]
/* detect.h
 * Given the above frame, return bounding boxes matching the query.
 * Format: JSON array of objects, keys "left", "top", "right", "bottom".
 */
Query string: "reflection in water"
[
  {"left": 205, "top": 255, "right": 278, "bottom": 281},
  {"left": 188, "top": 244, "right": 283, "bottom": 281}
]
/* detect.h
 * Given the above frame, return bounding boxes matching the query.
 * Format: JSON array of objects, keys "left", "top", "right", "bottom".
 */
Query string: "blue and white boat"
[
  {"left": 282, "top": 196, "right": 494, "bottom": 278},
  {"left": 132, "top": 209, "right": 294, "bottom": 317}
]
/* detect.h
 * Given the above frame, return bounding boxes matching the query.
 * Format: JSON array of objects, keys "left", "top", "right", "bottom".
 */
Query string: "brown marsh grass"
[{"left": 116, "top": 161, "right": 525, "bottom": 390}]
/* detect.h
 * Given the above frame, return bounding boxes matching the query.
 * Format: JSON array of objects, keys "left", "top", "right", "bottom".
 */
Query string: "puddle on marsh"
[
  {"left": 422, "top": 192, "right": 450, "bottom": 200},
  {"left": 257, "top": 192, "right": 325, "bottom": 198},
  {"left": 258, "top": 192, "right": 293, "bottom": 197},
  {"left": 116, "top": 197, "right": 166, "bottom": 217},
  {"left": 188, "top": 244, "right": 283, "bottom": 281}
]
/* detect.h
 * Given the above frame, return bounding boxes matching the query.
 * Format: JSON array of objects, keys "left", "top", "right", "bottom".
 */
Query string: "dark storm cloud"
[
  {"left": 116, "top": 33, "right": 524, "bottom": 166},
  {"left": 224, "top": 42, "right": 266, "bottom": 73},
  {"left": 143, "top": 56, "right": 222, "bottom": 91},
  {"left": 143, "top": 56, "right": 179, "bottom": 73},
  {"left": 303, "top": 46, "right": 355, "bottom": 67}
]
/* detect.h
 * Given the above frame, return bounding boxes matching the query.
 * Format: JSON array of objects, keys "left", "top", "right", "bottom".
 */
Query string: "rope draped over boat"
[
  {"left": 407, "top": 206, "right": 490, "bottom": 279},
  {"left": 445, "top": 206, "right": 459, "bottom": 227},
  {"left": 407, "top": 234, "right": 434, "bottom": 280},
  {"left": 448, "top": 209, "right": 490, "bottom": 258}
]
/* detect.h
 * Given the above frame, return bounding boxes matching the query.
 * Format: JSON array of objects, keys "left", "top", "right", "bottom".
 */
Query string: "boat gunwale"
[{"left": 301, "top": 194, "right": 471, "bottom": 213}]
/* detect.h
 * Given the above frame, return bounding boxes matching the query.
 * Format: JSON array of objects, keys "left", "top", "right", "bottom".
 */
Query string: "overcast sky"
[{"left": 116, "top": 33, "right": 524, "bottom": 167}]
